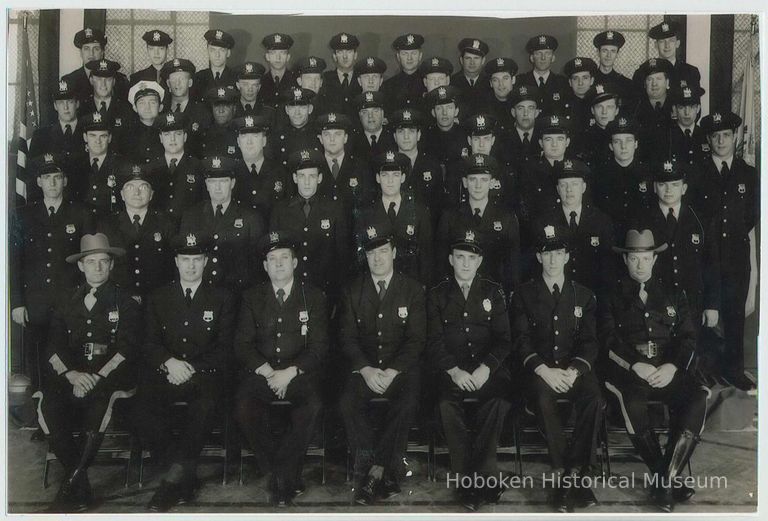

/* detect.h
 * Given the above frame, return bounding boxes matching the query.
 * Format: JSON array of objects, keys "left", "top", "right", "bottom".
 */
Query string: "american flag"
[{"left": 14, "top": 11, "right": 39, "bottom": 206}]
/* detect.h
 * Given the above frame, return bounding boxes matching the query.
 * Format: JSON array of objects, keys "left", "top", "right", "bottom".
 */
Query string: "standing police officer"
[
  {"left": 131, "top": 30, "right": 173, "bottom": 86},
  {"left": 516, "top": 34, "right": 570, "bottom": 114},
  {"left": 62, "top": 28, "right": 129, "bottom": 105},
  {"left": 452, "top": 38, "right": 493, "bottom": 115},
  {"left": 323, "top": 32, "right": 362, "bottom": 117},
  {"left": 192, "top": 29, "right": 236, "bottom": 101},
  {"left": 259, "top": 33, "right": 297, "bottom": 110},
  {"left": 381, "top": 33, "right": 426, "bottom": 114}
]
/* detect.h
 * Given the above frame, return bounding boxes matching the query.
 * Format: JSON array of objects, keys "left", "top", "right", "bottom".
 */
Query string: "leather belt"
[
  {"left": 83, "top": 342, "right": 108, "bottom": 360},
  {"left": 635, "top": 341, "right": 661, "bottom": 358}
]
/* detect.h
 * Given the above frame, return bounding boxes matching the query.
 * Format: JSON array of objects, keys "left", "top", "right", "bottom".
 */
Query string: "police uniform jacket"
[
  {"left": 172, "top": 102, "right": 213, "bottom": 156},
  {"left": 512, "top": 277, "right": 597, "bottom": 375},
  {"left": 97, "top": 209, "right": 177, "bottom": 298},
  {"left": 130, "top": 65, "right": 165, "bottom": 86},
  {"left": 233, "top": 101, "right": 276, "bottom": 122},
  {"left": 339, "top": 272, "right": 426, "bottom": 373},
  {"left": 662, "top": 124, "right": 708, "bottom": 167},
  {"left": 11, "top": 200, "right": 94, "bottom": 325},
  {"left": 381, "top": 71, "right": 427, "bottom": 114},
  {"left": 403, "top": 152, "right": 444, "bottom": 217},
  {"left": 503, "top": 127, "right": 542, "bottom": 175},
  {"left": 598, "top": 275, "right": 696, "bottom": 374},
  {"left": 632, "top": 97, "right": 673, "bottom": 163},
  {"left": 46, "top": 279, "right": 140, "bottom": 380},
  {"left": 582, "top": 124, "right": 613, "bottom": 171},
  {"left": 233, "top": 157, "right": 290, "bottom": 221},
  {"left": 516, "top": 158, "right": 562, "bottom": 226},
  {"left": 78, "top": 96, "right": 135, "bottom": 155},
  {"left": 422, "top": 124, "right": 469, "bottom": 169},
  {"left": 144, "top": 280, "right": 236, "bottom": 371},
  {"left": 147, "top": 154, "right": 206, "bottom": 222},
  {"left": 275, "top": 124, "right": 322, "bottom": 168},
  {"left": 257, "top": 70, "right": 299, "bottom": 110},
  {"left": 451, "top": 72, "right": 493, "bottom": 115},
  {"left": 200, "top": 124, "right": 240, "bottom": 159},
  {"left": 62, "top": 67, "right": 130, "bottom": 105},
  {"left": 122, "top": 120, "right": 164, "bottom": 165},
  {"left": 192, "top": 66, "right": 237, "bottom": 102},
  {"left": 322, "top": 69, "right": 362, "bottom": 117},
  {"left": 71, "top": 151, "right": 124, "bottom": 215},
  {"left": 515, "top": 70, "right": 570, "bottom": 114},
  {"left": 234, "top": 280, "right": 329, "bottom": 375},
  {"left": 348, "top": 127, "right": 397, "bottom": 164},
  {"left": 592, "top": 158, "right": 654, "bottom": 233},
  {"left": 317, "top": 154, "right": 374, "bottom": 217},
  {"left": 427, "top": 276, "right": 511, "bottom": 373},
  {"left": 179, "top": 201, "right": 266, "bottom": 291}
]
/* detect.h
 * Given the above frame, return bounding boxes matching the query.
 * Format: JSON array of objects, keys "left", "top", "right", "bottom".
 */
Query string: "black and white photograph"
[{"left": 2, "top": 2, "right": 764, "bottom": 518}]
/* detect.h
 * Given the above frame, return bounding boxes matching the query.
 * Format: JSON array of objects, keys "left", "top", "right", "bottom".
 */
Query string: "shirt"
[
  {"left": 43, "top": 198, "right": 63, "bottom": 214},
  {"left": 325, "top": 152, "right": 345, "bottom": 172},
  {"left": 93, "top": 96, "right": 112, "bottom": 112},
  {"left": 244, "top": 156, "right": 266, "bottom": 173},
  {"left": 367, "top": 129, "right": 383, "bottom": 145},
  {"left": 533, "top": 70, "right": 551, "bottom": 84},
  {"left": 171, "top": 98, "right": 189, "bottom": 112},
  {"left": 658, "top": 201, "right": 682, "bottom": 219},
  {"left": 470, "top": 199, "right": 489, "bottom": 217},
  {"left": 89, "top": 152, "right": 107, "bottom": 168},
  {"left": 165, "top": 152, "right": 184, "bottom": 167},
  {"left": 713, "top": 155, "right": 734, "bottom": 172},
  {"left": 272, "top": 278, "right": 294, "bottom": 301},
  {"left": 542, "top": 275, "right": 565, "bottom": 294},
  {"left": 371, "top": 271, "right": 395, "bottom": 292},
  {"left": 127, "top": 208, "right": 148, "bottom": 225},
  {"left": 382, "top": 194, "right": 402, "bottom": 214},
  {"left": 562, "top": 205, "right": 583, "bottom": 225},
  {"left": 59, "top": 119, "right": 78, "bottom": 133},
  {"left": 211, "top": 200, "right": 232, "bottom": 215},
  {"left": 180, "top": 279, "right": 203, "bottom": 300},
  {"left": 210, "top": 65, "right": 226, "bottom": 78}
]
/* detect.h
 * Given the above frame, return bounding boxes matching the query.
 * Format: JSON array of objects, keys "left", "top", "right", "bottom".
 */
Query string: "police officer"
[
  {"left": 381, "top": 33, "right": 426, "bottom": 114},
  {"left": 512, "top": 223, "right": 603, "bottom": 513},
  {"left": 148, "top": 111, "right": 206, "bottom": 223},
  {"left": 428, "top": 230, "right": 512, "bottom": 510},
  {"left": 234, "top": 61, "right": 274, "bottom": 121},
  {"left": 131, "top": 30, "right": 173, "bottom": 86},
  {"left": 422, "top": 85, "right": 470, "bottom": 172},
  {"left": 270, "top": 148, "right": 350, "bottom": 300},
  {"left": 600, "top": 228, "right": 707, "bottom": 512},
  {"left": 40, "top": 233, "right": 140, "bottom": 512},
  {"left": 62, "top": 28, "right": 129, "bottom": 105},
  {"left": 506, "top": 84, "right": 542, "bottom": 172},
  {"left": 79, "top": 59, "right": 134, "bottom": 153},
  {"left": 349, "top": 91, "right": 396, "bottom": 163},
  {"left": 295, "top": 56, "right": 330, "bottom": 116},
  {"left": 137, "top": 232, "right": 236, "bottom": 512},
  {"left": 481, "top": 57, "right": 519, "bottom": 135},
  {"left": 97, "top": 162, "right": 176, "bottom": 303},
  {"left": 420, "top": 56, "right": 453, "bottom": 96},
  {"left": 259, "top": 33, "right": 297, "bottom": 110},
  {"left": 355, "top": 150, "right": 433, "bottom": 286},
  {"left": 562, "top": 57, "right": 598, "bottom": 140},
  {"left": 234, "top": 231, "right": 329, "bottom": 506},
  {"left": 353, "top": 55, "right": 387, "bottom": 95},
  {"left": 640, "top": 21, "right": 702, "bottom": 92},
  {"left": 583, "top": 83, "right": 622, "bottom": 170},
  {"left": 324, "top": 32, "right": 362, "bottom": 117},
  {"left": 665, "top": 84, "right": 708, "bottom": 167},
  {"left": 192, "top": 29, "right": 236, "bottom": 101},
  {"left": 275, "top": 87, "right": 321, "bottom": 167},
  {"left": 516, "top": 34, "right": 570, "bottom": 114},
  {"left": 338, "top": 225, "right": 426, "bottom": 505},
  {"left": 452, "top": 38, "right": 493, "bottom": 115},
  {"left": 632, "top": 57, "right": 675, "bottom": 163},
  {"left": 160, "top": 58, "right": 212, "bottom": 154},
  {"left": 124, "top": 81, "right": 166, "bottom": 164},
  {"left": 11, "top": 154, "right": 94, "bottom": 390},
  {"left": 180, "top": 156, "right": 266, "bottom": 293},
  {"left": 201, "top": 85, "right": 240, "bottom": 159},
  {"left": 592, "top": 30, "right": 636, "bottom": 109}
]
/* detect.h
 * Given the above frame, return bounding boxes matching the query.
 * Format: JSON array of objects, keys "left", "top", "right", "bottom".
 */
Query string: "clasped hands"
[
  {"left": 447, "top": 364, "right": 491, "bottom": 392},
  {"left": 65, "top": 370, "right": 102, "bottom": 398},
  {"left": 256, "top": 363, "right": 298, "bottom": 399},
  {"left": 535, "top": 364, "right": 580, "bottom": 393}
]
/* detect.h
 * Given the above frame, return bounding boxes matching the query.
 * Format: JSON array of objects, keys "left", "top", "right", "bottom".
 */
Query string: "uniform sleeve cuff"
[
  {"left": 523, "top": 353, "right": 545, "bottom": 371},
  {"left": 97, "top": 353, "right": 125, "bottom": 378},
  {"left": 49, "top": 354, "right": 68, "bottom": 376}
]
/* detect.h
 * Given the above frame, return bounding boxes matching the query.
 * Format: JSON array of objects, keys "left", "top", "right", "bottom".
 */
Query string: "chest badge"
[
  {"left": 234, "top": 218, "right": 243, "bottom": 228},
  {"left": 667, "top": 306, "right": 676, "bottom": 317},
  {"left": 203, "top": 310, "right": 214, "bottom": 322},
  {"left": 192, "top": 122, "right": 200, "bottom": 132},
  {"left": 349, "top": 177, "right": 359, "bottom": 188},
  {"left": 490, "top": 179, "right": 501, "bottom": 190},
  {"left": 638, "top": 181, "right": 647, "bottom": 192},
  {"left": 423, "top": 171, "right": 432, "bottom": 182},
  {"left": 107, "top": 175, "right": 116, "bottom": 188},
  {"left": 65, "top": 224, "right": 76, "bottom": 234},
  {"left": 574, "top": 306, "right": 583, "bottom": 318},
  {"left": 553, "top": 92, "right": 561, "bottom": 101},
  {"left": 299, "top": 310, "right": 309, "bottom": 323},
  {"left": 701, "top": 143, "right": 710, "bottom": 152},
  {"left": 186, "top": 174, "right": 196, "bottom": 184},
  {"left": 274, "top": 180, "right": 283, "bottom": 192},
  {"left": 406, "top": 224, "right": 415, "bottom": 236},
  {"left": 114, "top": 117, "right": 122, "bottom": 127},
  {"left": 590, "top": 236, "right": 600, "bottom": 246},
  {"left": 398, "top": 306, "right": 408, "bottom": 319},
  {"left": 108, "top": 310, "right": 119, "bottom": 322},
  {"left": 691, "top": 233, "right": 700, "bottom": 245},
  {"left": 493, "top": 221, "right": 503, "bottom": 232},
  {"left": 227, "top": 145, "right": 236, "bottom": 155},
  {"left": 321, "top": 219, "right": 331, "bottom": 230},
  {"left": 738, "top": 183, "right": 746, "bottom": 194},
  {"left": 461, "top": 147, "right": 469, "bottom": 158},
  {"left": 483, "top": 298, "right": 492, "bottom": 312},
  {"left": 153, "top": 232, "right": 162, "bottom": 242}
]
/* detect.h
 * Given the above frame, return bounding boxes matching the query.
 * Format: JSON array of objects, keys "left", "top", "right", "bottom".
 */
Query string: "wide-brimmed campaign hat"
[
  {"left": 66, "top": 233, "right": 125, "bottom": 263},
  {"left": 612, "top": 229, "right": 668, "bottom": 254}
]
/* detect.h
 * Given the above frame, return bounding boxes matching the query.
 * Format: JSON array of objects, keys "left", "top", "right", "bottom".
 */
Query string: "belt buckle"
[
  {"left": 647, "top": 341, "right": 658, "bottom": 358},
  {"left": 83, "top": 342, "right": 94, "bottom": 361}
]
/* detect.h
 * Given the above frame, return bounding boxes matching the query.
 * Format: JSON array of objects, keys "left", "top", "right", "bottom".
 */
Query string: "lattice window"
[
  {"left": 7, "top": 10, "right": 40, "bottom": 139},
  {"left": 105, "top": 10, "right": 210, "bottom": 77}
]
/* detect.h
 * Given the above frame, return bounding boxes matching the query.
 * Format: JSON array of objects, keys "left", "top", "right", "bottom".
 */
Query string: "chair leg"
[
  {"left": 602, "top": 414, "right": 612, "bottom": 477},
  {"left": 513, "top": 417, "right": 523, "bottom": 477},
  {"left": 124, "top": 436, "right": 133, "bottom": 488},
  {"left": 138, "top": 451, "right": 146, "bottom": 488},
  {"left": 321, "top": 415, "right": 326, "bottom": 485},
  {"left": 222, "top": 414, "right": 229, "bottom": 486},
  {"left": 43, "top": 456, "right": 50, "bottom": 489}
]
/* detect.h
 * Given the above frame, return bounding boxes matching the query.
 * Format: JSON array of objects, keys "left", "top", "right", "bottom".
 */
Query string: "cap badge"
[
  {"left": 217, "top": 87, "right": 225, "bottom": 97},
  {"left": 153, "top": 31, "right": 160, "bottom": 42},
  {"left": 386, "top": 150, "right": 395, "bottom": 162},
  {"left": 293, "top": 88, "right": 302, "bottom": 100},
  {"left": 59, "top": 80, "right": 67, "bottom": 92},
  {"left": 173, "top": 58, "right": 180, "bottom": 67},
  {"left": 245, "top": 63, "right": 253, "bottom": 72},
  {"left": 245, "top": 115, "right": 254, "bottom": 127},
  {"left": 212, "top": 157, "right": 221, "bottom": 169},
  {"left": 365, "top": 91, "right": 373, "bottom": 101},
  {"left": 166, "top": 113, "right": 175, "bottom": 124},
  {"left": 274, "top": 34, "right": 282, "bottom": 43},
  {"left": 309, "top": 57, "right": 317, "bottom": 68},
  {"left": 539, "top": 35, "right": 546, "bottom": 45},
  {"left": 186, "top": 233, "right": 197, "bottom": 247},
  {"left": 438, "top": 86, "right": 446, "bottom": 97},
  {"left": 407, "top": 34, "right": 415, "bottom": 45},
  {"left": 215, "top": 30, "right": 223, "bottom": 40},
  {"left": 432, "top": 57, "right": 439, "bottom": 66},
  {"left": 683, "top": 87, "right": 692, "bottom": 98},
  {"left": 544, "top": 225, "right": 555, "bottom": 239},
  {"left": 99, "top": 60, "right": 108, "bottom": 71},
  {"left": 366, "top": 226, "right": 377, "bottom": 239},
  {"left": 551, "top": 115, "right": 559, "bottom": 125},
  {"left": 519, "top": 86, "right": 528, "bottom": 95},
  {"left": 564, "top": 160, "right": 573, "bottom": 170},
  {"left": 92, "top": 112, "right": 102, "bottom": 123},
  {"left": 403, "top": 110, "right": 411, "bottom": 120},
  {"left": 328, "top": 113, "right": 337, "bottom": 123},
  {"left": 340, "top": 33, "right": 349, "bottom": 43},
  {"left": 270, "top": 231, "right": 279, "bottom": 243},
  {"left": 664, "top": 161, "right": 673, "bottom": 173},
  {"left": 713, "top": 113, "right": 722, "bottom": 123},
  {"left": 300, "top": 150, "right": 311, "bottom": 161},
  {"left": 473, "top": 40, "right": 480, "bottom": 49},
  {"left": 132, "top": 165, "right": 141, "bottom": 174},
  {"left": 367, "top": 57, "right": 374, "bottom": 66},
  {"left": 574, "top": 58, "right": 582, "bottom": 67},
  {"left": 44, "top": 153, "right": 54, "bottom": 163},
  {"left": 596, "top": 84, "right": 605, "bottom": 94},
  {"left": 85, "top": 28, "right": 93, "bottom": 38},
  {"left": 662, "top": 22, "right": 669, "bottom": 32},
  {"left": 649, "top": 58, "right": 657, "bottom": 67},
  {"left": 465, "top": 230, "right": 475, "bottom": 242},
  {"left": 619, "top": 117, "right": 628, "bottom": 126},
  {"left": 497, "top": 58, "right": 504, "bottom": 66},
  {"left": 476, "top": 115, "right": 486, "bottom": 128},
  {"left": 607, "top": 31, "right": 614, "bottom": 39}
]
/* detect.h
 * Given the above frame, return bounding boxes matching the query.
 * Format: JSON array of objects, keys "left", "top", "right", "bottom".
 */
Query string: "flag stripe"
[{"left": 15, "top": 12, "right": 39, "bottom": 203}]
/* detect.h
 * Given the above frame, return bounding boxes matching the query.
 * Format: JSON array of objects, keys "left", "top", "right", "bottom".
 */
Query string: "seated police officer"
[
  {"left": 137, "top": 232, "right": 237, "bottom": 512},
  {"left": 600, "top": 228, "right": 707, "bottom": 512},
  {"left": 427, "top": 230, "right": 512, "bottom": 511},
  {"left": 338, "top": 224, "right": 426, "bottom": 505},
  {"left": 234, "top": 231, "right": 329, "bottom": 507},
  {"left": 39, "top": 233, "right": 140, "bottom": 512},
  {"left": 512, "top": 224, "right": 603, "bottom": 513}
]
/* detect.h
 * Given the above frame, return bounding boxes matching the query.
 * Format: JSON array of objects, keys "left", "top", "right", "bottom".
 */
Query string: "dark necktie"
[
  {"left": 569, "top": 211, "right": 578, "bottom": 232},
  {"left": 303, "top": 198, "right": 311, "bottom": 218},
  {"left": 684, "top": 128, "right": 692, "bottom": 139},
  {"left": 92, "top": 157, "right": 100, "bottom": 174},
  {"left": 721, "top": 161, "right": 730, "bottom": 178},
  {"left": 469, "top": 78, "right": 475, "bottom": 87},
  {"left": 64, "top": 124, "right": 72, "bottom": 139},
  {"left": 175, "top": 103, "right": 181, "bottom": 113},
  {"left": 245, "top": 103, "right": 252, "bottom": 112},
  {"left": 654, "top": 101, "right": 662, "bottom": 112},
  {"left": 522, "top": 131, "right": 530, "bottom": 147},
  {"left": 48, "top": 206, "right": 55, "bottom": 222},
  {"left": 132, "top": 214, "right": 141, "bottom": 234},
  {"left": 461, "top": 283, "right": 470, "bottom": 300},
  {"left": 370, "top": 134, "right": 377, "bottom": 147},
  {"left": 169, "top": 158, "right": 177, "bottom": 173},
  {"left": 185, "top": 287, "right": 193, "bottom": 307},
  {"left": 215, "top": 204, "right": 224, "bottom": 219},
  {"left": 387, "top": 201, "right": 397, "bottom": 224},
  {"left": 276, "top": 287, "right": 285, "bottom": 306},
  {"left": 473, "top": 207, "right": 482, "bottom": 225},
  {"left": 377, "top": 280, "right": 387, "bottom": 301},
  {"left": 215, "top": 71, "right": 221, "bottom": 81},
  {"left": 342, "top": 73, "right": 349, "bottom": 89},
  {"left": 538, "top": 76, "right": 545, "bottom": 87},
  {"left": 250, "top": 163, "right": 258, "bottom": 175},
  {"left": 331, "top": 158, "right": 340, "bottom": 179},
  {"left": 552, "top": 283, "right": 561, "bottom": 302},
  {"left": 274, "top": 75, "right": 280, "bottom": 85},
  {"left": 100, "top": 101, "right": 107, "bottom": 114},
  {"left": 666, "top": 207, "right": 677, "bottom": 238}
]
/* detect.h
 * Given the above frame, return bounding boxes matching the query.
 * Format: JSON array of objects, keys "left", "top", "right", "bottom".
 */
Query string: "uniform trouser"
[
  {"left": 437, "top": 367, "right": 512, "bottom": 476},
  {"left": 528, "top": 371, "right": 605, "bottom": 471},
  {"left": 721, "top": 268, "right": 750, "bottom": 377},
  {"left": 135, "top": 370, "right": 226, "bottom": 479},
  {"left": 38, "top": 367, "right": 134, "bottom": 471},
  {"left": 235, "top": 372, "right": 322, "bottom": 486},
  {"left": 339, "top": 370, "right": 420, "bottom": 482}
]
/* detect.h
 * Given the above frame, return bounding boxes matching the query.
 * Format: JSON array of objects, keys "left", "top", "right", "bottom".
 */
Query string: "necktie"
[
  {"left": 552, "top": 283, "right": 561, "bottom": 301},
  {"left": 175, "top": 103, "right": 181, "bottom": 113},
  {"left": 461, "top": 283, "right": 470, "bottom": 300},
  {"left": 84, "top": 287, "right": 97, "bottom": 311},
  {"left": 169, "top": 158, "right": 177, "bottom": 173},
  {"left": 48, "top": 206, "right": 56, "bottom": 221},
  {"left": 684, "top": 128, "right": 692, "bottom": 139},
  {"left": 342, "top": 73, "right": 349, "bottom": 89},
  {"left": 64, "top": 124, "right": 72, "bottom": 138},
  {"left": 132, "top": 214, "right": 141, "bottom": 234},
  {"left": 215, "top": 71, "right": 221, "bottom": 81},
  {"left": 473, "top": 207, "right": 482, "bottom": 224},
  {"left": 303, "top": 199, "right": 311, "bottom": 218},
  {"left": 639, "top": 282, "right": 648, "bottom": 305},
  {"left": 538, "top": 76, "right": 545, "bottom": 87},
  {"left": 245, "top": 103, "right": 252, "bottom": 112},
  {"left": 276, "top": 287, "right": 285, "bottom": 306},
  {"left": 215, "top": 204, "right": 224, "bottom": 219},
  {"left": 387, "top": 201, "right": 397, "bottom": 224},
  {"left": 666, "top": 207, "right": 677, "bottom": 238},
  {"left": 522, "top": 132, "right": 530, "bottom": 147},
  {"left": 331, "top": 158, "right": 340, "bottom": 179},
  {"left": 274, "top": 75, "right": 280, "bottom": 85},
  {"left": 654, "top": 101, "right": 662, "bottom": 112},
  {"left": 569, "top": 211, "right": 578, "bottom": 232},
  {"left": 92, "top": 157, "right": 100, "bottom": 174},
  {"left": 370, "top": 134, "right": 377, "bottom": 147},
  {"left": 100, "top": 101, "right": 107, "bottom": 114},
  {"left": 469, "top": 78, "right": 475, "bottom": 87},
  {"left": 377, "top": 280, "right": 387, "bottom": 301},
  {"left": 250, "top": 163, "right": 258, "bottom": 175},
  {"left": 185, "top": 287, "right": 193, "bottom": 307},
  {"left": 721, "top": 161, "right": 730, "bottom": 178}
]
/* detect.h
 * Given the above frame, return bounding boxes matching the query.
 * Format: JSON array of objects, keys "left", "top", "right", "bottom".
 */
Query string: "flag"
[
  {"left": 14, "top": 11, "right": 39, "bottom": 205},
  {"left": 736, "top": 15, "right": 758, "bottom": 167}
]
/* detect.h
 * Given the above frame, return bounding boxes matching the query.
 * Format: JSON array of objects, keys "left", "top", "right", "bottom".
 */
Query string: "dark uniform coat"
[
  {"left": 200, "top": 124, "right": 240, "bottom": 159},
  {"left": 316, "top": 154, "right": 373, "bottom": 218},
  {"left": 146, "top": 154, "right": 206, "bottom": 222},
  {"left": 121, "top": 121, "right": 164, "bottom": 165},
  {"left": 321, "top": 69, "right": 362, "bottom": 117},
  {"left": 70, "top": 151, "right": 124, "bottom": 216},
  {"left": 257, "top": 70, "right": 298, "bottom": 110},
  {"left": 381, "top": 71, "right": 427, "bottom": 114},
  {"left": 451, "top": 72, "right": 493, "bottom": 115},
  {"left": 348, "top": 127, "right": 397, "bottom": 165},
  {"left": 233, "top": 157, "right": 290, "bottom": 221},
  {"left": 515, "top": 70, "right": 570, "bottom": 114},
  {"left": 192, "top": 66, "right": 237, "bottom": 102},
  {"left": 664, "top": 124, "right": 709, "bottom": 168},
  {"left": 592, "top": 158, "right": 654, "bottom": 237}
]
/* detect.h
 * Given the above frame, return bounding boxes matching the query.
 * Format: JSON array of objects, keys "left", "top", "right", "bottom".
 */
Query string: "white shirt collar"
[
  {"left": 272, "top": 278, "right": 294, "bottom": 301},
  {"left": 562, "top": 204, "right": 583, "bottom": 224},
  {"left": 245, "top": 156, "right": 265, "bottom": 172},
  {"left": 89, "top": 152, "right": 107, "bottom": 164},
  {"left": 127, "top": 208, "right": 148, "bottom": 225},
  {"left": 171, "top": 98, "right": 189, "bottom": 112},
  {"left": 543, "top": 274, "right": 565, "bottom": 294},
  {"left": 326, "top": 152, "right": 345, "bottom": 169},
  {"left": 59, "top": 119, "right": 77, "bottom": 133},
  {"left": 516, "top": 127, "right": 533, "bottom": 140},
  {"left": 165, "top": 152, "right": 184, "bottom": 166},
  {"left": 713, "top": 155, "right": 734, "bottom": 171},
  {"left": 337, "top": 69, "right": 352, "bottom": 83},
  {"left": 382, "top": 194, "right": 402, "bottom": 213},
  {"left": 658, "top": 200, "right": 682, "bottom": 218},
  {"left": 43, "top": 198, "right": 63, "bottom": 213},
  {"left": 180, "top": 279, "right": 203, "bottom": 299},
  {"left": 368, "top": 129, "right": 383, "bottom": 141},
  {"left": 455, "top": 276, "right": 475, "bottom": 292},
  {"left": 371, "top": 270, "right": 394, "bottom": 291},
  {"left": 210, "top": 64, "right": 226, "bottom": 76},
  {"left": 470, "top": 198, "right": 489, "bottom": 216},
  {"left": 678, "top": 122, "right": 696, "bottom": 133},
  {"left": 533, "top": 70, "right": 551, "bottom": 82},
  {"left": 211, "top": 200, "right": 231, "bottom": 215}
]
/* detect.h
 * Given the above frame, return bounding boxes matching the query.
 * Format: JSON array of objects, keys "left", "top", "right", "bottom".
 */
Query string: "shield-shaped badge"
[
  {"left": 299, "top": 310, "right": 309, "bottom": 323},
  {"left": 691, "top": 233, "right": 700, "bottom": 245},
  {"left": 666, "top": 306, "right": 676, "bottom": 317},
  {"left": 203, "top": 310, "right": 214, "bottom": 322},
  {"left": 114, "top": 117, "right": 122, "bottom": 127},
  {"left": 406, "top": 224, "right": 415, "bottom": 236},
  {"left": 483, "top": 299, "right": 492, "bottom": 312},
  {"left": 423, "top": 171, "right": 432, "bottom": 182},
  {"left": 132, "top": 295, "right": 142, "bottom": 305},
  {"left": 274, "top": 181, "right": 283, "bottom": 192},
  {"left": 590, "top": 236, "right": 600, "bottom": 247},
  {"left": 398, "top": 306, "right": 408, "bottom": 319},
  {"left": 553, "top": 92, "right": 560, "bottom": 101},
  {"left": 192, "top": 122, "right": 200, "bottom": 132},
  {"left": 107, "top": 175, "right": 116, "bottom": 188},
  {"left": 574, "top": 306, "right": 583, "bottom": 318},
  {"left": 186, "top": 174, "right": 196, "bottom": 184},
  {"left": 493, "top": 221, "right": 502, "bottom": 231},
  {"left": 490, "top": 179, "right": 501, "bottom": 190},
  {"left": 349, "top": 178, "right": 359, "bottom": 188},
  {"left": 638, "top": 181, "right": 647, "bottom": 192},
  {"left": 234, "top": 218, "right": 243, "bottom": 228},
  {"left": 702, "top": 143, "right": 710, "bottom": 152},
  {"left": 738, "top": 184, "right": 746, "bottom": 194},
  {"left": 66, "top": 224, "right": 76, "bottom": 234},
  {"left": 154, "top": 232, "right": 162, "bottom": 242},
  {"left": 321, "top": 219, "right": 330, "bottom": 230},
  {"left": 227, "top": 145, "right": 236, "bottom": 155},
  {"left": 108, "top": 310, "right": 120, "bottom": 322}
]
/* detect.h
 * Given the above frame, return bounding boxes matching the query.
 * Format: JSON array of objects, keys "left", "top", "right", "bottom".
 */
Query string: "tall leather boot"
[
  {"left": 64, "top": 431, "right": 104, "bottom": 512},
  {"left": 665, "top": 430, "right": 700, "bottom": 504},
  {"left": 629, "top": 430, "right": 671, "bottom": 512}
]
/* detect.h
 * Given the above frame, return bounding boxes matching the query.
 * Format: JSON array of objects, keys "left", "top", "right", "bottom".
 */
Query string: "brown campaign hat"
[
  {"left": 66, "top": 233, "right": 126, "bottom": 264},
  {"left": 612, "top": 229, "right": 668, "bottom": 254}
]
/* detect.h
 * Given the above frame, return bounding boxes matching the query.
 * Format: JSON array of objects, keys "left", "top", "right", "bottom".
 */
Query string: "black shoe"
[
  {"left": 722, "top": 373, "right": 756, "bottom": 392},
  {"left": 293, "top": 478, "right": 306, "bottom": 497},
  {"left": 673, "top": 484, "right": 695, "bottom": 502},
  {"left": 652, "top": 485, "right": 674, "bottom": 513},
  {"left": 147, "top": 481, "right": 183, "bottom": 512},
  {"left": 575, "top": 486, "right": 598, "bottom": 508},
  {"left": 177, "top": 478, "right": 198, "bottom": 506},
  {"left": 354, "top": 475, "right": 380, "bottom": 506},
  {"left": 553, "top": 484, "right": 575, "bottom": 513},
  {"left": 460, "top": 488, "right": 482, "bottom": 511},
  {"left": 379, "top": 478, "right": 401, "bottom": 500},
  {"left": 483, "top": 483, "right": 505, "bottom": 504}
]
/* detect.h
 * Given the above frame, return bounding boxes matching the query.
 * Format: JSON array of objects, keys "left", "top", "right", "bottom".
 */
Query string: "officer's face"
[
  {"left": 539, "top": 133, "right": 569, "bottom": 160},
  {"left": 376, "top": 169, "right": 404, "bottom": 197},
  {"left": 537, "top": 248, "right": 569, "bottom": 278},
  {"left": 333, "top": 49, "right": 358, "bottom": 71},
  {"left": 513, "top": 101, "right": 539, "bottom": 131},
  {"left": 359, "top": 107, "right": 384, "bottom": 132},
  {"left": 319, "top": 128, "right": 348, "bottom": 156},
  {"left": 366, "top": 243, "right": 396, "bottom": 277},
  {"left": 644, "top": 72, "right": 669, "bottom": 100},
  {"left": 135, "top": 95, "right": 162, "bottom": 122},
  {"left": 469, "top": 133, "right": 495, "bottom": 155},
  {"left": 298, "top": 73, "right": 323, "bottom": 95},
  {"left": 396, "top": 50, "right": 423, "bottom": 74},
  {"left": 265, "top": 49, "right": 290, "bottom": 71},
  {"left": 569, "top": 71, "right": 594, "bottom": 97},
  {"left": 423, "top": 73, "right": 449, "bottom": 93},
  {"left": 531, "top": 49, "right": 555, "bottom": 72},
  {"left": 237, "top": 79, "right": 261, "bottom": 102},
  {"left": 175, "top": 254, "right": 208, "bottom": 284},
  {"left": 263, "top": 248, "right": 297, "bottom": 284},
  {"left": 121, "top": 180, "right": 153, "bottom": 210},
  {"left": 624, "top": 251, "right": 657, "bottom": 283},
  {"left": 78, "top": 253, "right": 113, "bottom": 286},
  {"left": 395, "top": 127, "right": 420, "bottom": 153},
  {"left": 167, "top": 71, "right": 193, "bottom": 98},
  {"left": 37, "top": 172, "right": 67, "bottom": 199},
  {"left": 292, "top": 168, "right": 321, "bottom": 199},
  {"left": 285, "top": 104, "right": 312, "bottom": 128},
  {"left": 655, "top": 36, "right": 680, "bottom": 60},
  {"left": 358, "top": 74, "right": 383, "bottom": 92},
  {"left": 147, "top": 44, "right": 168, "bottom": 67},
  {"left": 460, "top": 52, "right": 485, "bottom": 75},
  {"left": 591, "top": 98, "right": 619, "bottom": 128},
  {"left": 205, "top": 176, "right": 235, "bottom": 203},
  {"left": 462, "top": 173, "right": 492, "bottom": 201},
  {"left": 84, "top": 130, "right": 112, "bottom": 156},
  {"left": 207, "top": 45, "right": 230, "bottom": 68},
  {"left": 212, "top": 102, "right": 235, "bottom": 125},
  {"left": 160, "top": 129, "right": 187, "bottom": 155},
  {"left": 90, "top": 75, "right": 115, "bottom": 98},
  {"left": 654, "top": 179, "right": 687, "bottom": 206},
  {"left": 674, "top": 104, "right": 700, "bottom": 127},
  {"left": 609, "top": 133, "right": 638, "bottom": 163},
  {"left": 598, "top": 45, "right": 619, "bottom": 69},
  {"left": 80, "top": 42, "right": 103, "bottom": 64},
  {"left": 54, "top": 98, "right": 79, "bottom": 123},
  {"left": 556, "top": 177, "right": 586, "bottom": 207},
  {"left": 237, "top": 131, "right": 267, "bottom": 158},
  {"left": 449, "top": 249, "right": 483, "bottom": 282},
  {"left": 432, "top": 102, "right": 459, "bottom": 130},
  {"left": 490, "top": 72, "right": 514, "bottom": 100},
  {"left": 707, "top": 129, "right": 736, "bottom": 158}
]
